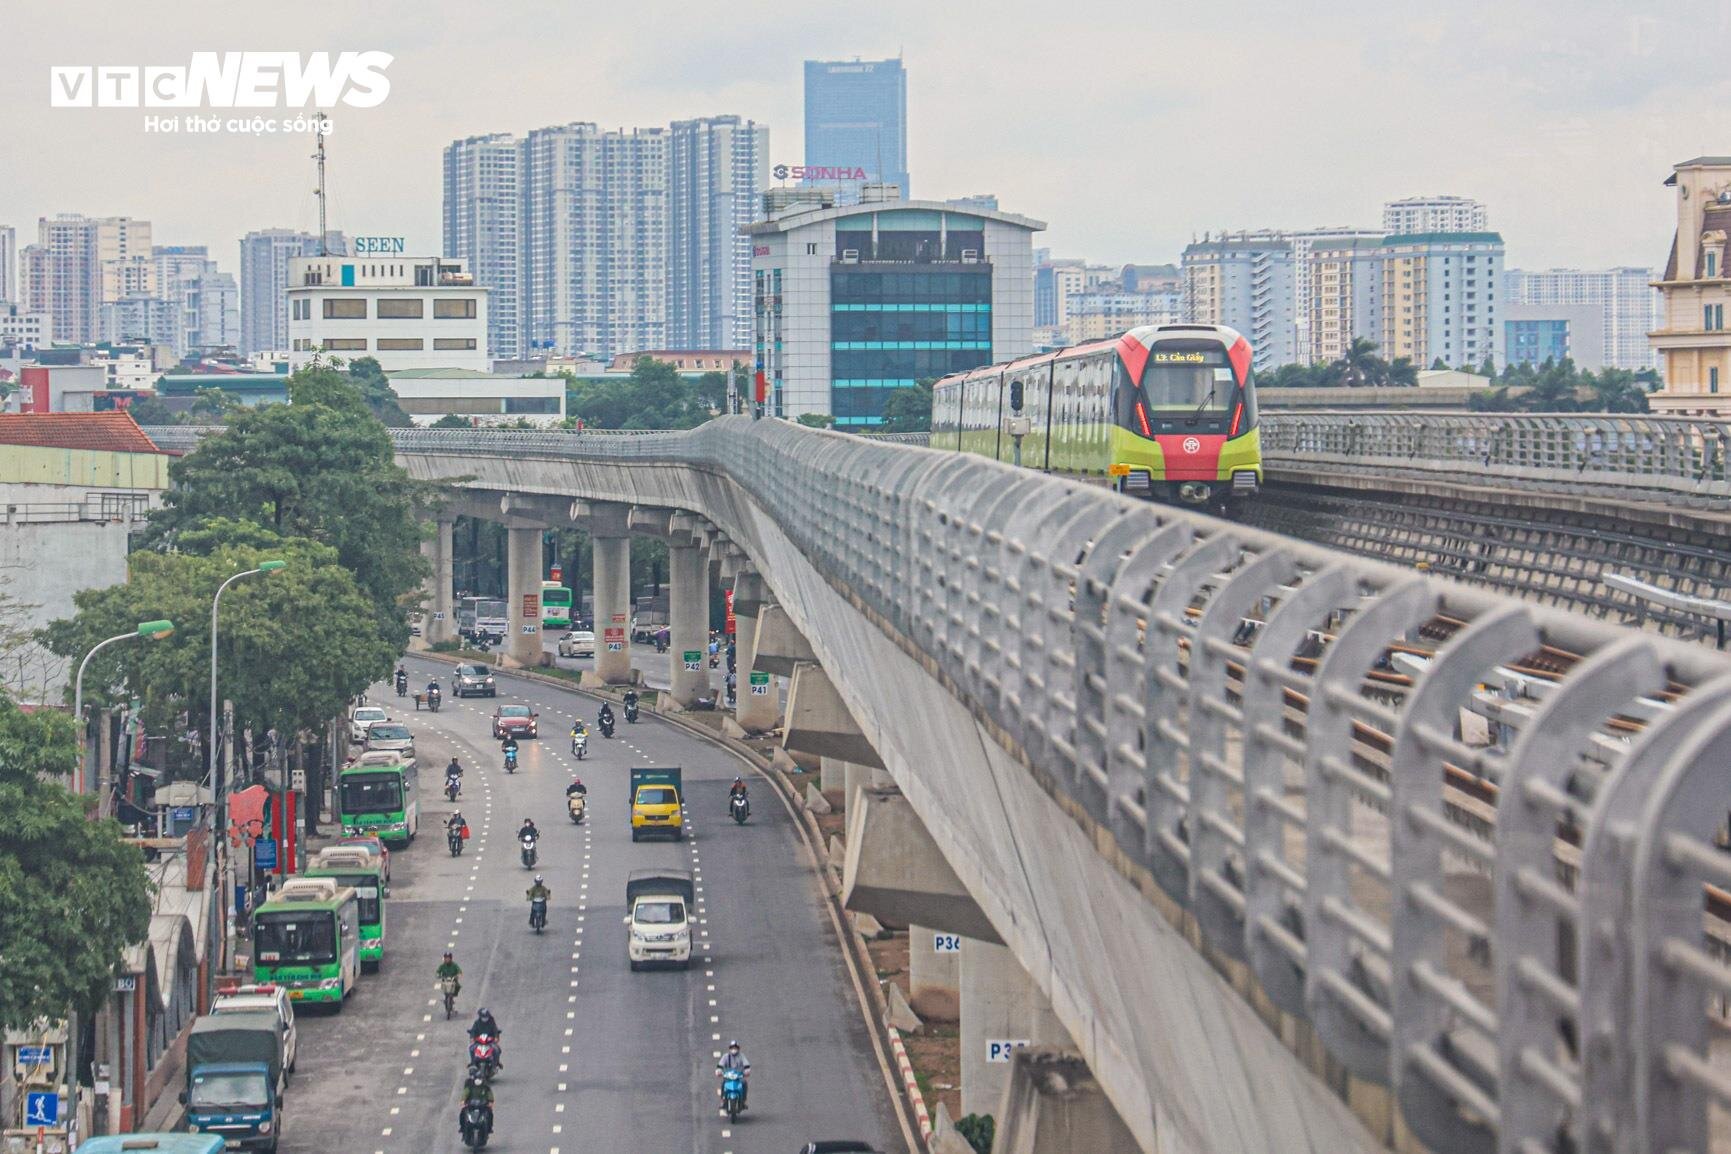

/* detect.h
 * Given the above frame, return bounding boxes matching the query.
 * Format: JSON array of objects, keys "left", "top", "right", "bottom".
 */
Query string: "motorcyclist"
[
  {"left": 565, "top": 777, "right": 588, "bottom": 798},
  {"left": 716, "top": 1040, "right": 751, "bottom": 1108},
  {"left": 517, "top": 817, "right": 538, "bottom": 842},
  {"left": 598, "top": 702, "right": 615, "bottom": 734},
  {"left": 447, "top": 810, "right": 467, "bottom": 838},
  {"left": 459, "top": 1072, "right": 494, "bottom": 1137},
  {"left": 526, "top": 875, "right": 551, "bottom": 927},
  {"left": 447, "top": 757, "right": 464, "bottom": 781},
  {"left": 570, "top": 718, "right": 588, "bottom": 739},
  {"left": 427, "top": 678, "right": 442, "bottom": 703},
  {"left": 394, "top": 666, "right": 408, "bottom": 695},
  {"left": 500, "top": 732, "right": 520, "bottom": 757},
  {"left": 468, "top": 1007, "right": 502, "bottom": 1069},
  {"left": 728, "top": 775, "right": 749, "bottom": 814},
  {"left": 436, "top": 951, "right": 462, "bottom": 997},
  {"left": 622, "top": 689, "right": 639, "bottom": 710}
]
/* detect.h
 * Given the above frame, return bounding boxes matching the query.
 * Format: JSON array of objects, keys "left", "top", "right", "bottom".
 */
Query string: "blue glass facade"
[
  {"left": 830, "top": 265, "right": 993, "bottom": 426},
  {"left": 803, "top": 59, "right": 909, "bottom": 199},
  {"left": 1505, "top": 318, "right": 1570, "bottom": 366}
]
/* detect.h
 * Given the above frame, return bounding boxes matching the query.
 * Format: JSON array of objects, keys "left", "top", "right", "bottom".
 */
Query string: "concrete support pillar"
[
  {"left": 820, "top": 756, "right": 847, "bottom": 792},
  {"left": 909, "top": 923, "right": 961, "bottom": 1021},
  {"left": 423, "top": 517, "right": 456, "bottom": 646},
  {"left": 960, "top": 940, "right": 1071, "bottom": 1119},
  {"left": 732, "top": 573, "right": 778, "bottom": 732},
  {"left": 843, "top": 759, "right": 894, "bottom": 812},
  {"left": 592, "top": 530, "right": 632, "bottom": 684},
  {"left": 667, "top": 539, "right": 709, "bottom": 706},
  {"left": 505, "top": 525, "right": 544, "bottom": 668},
  {"left": 993, "top": 1049, "right": 1141, "bottom": 1154}
]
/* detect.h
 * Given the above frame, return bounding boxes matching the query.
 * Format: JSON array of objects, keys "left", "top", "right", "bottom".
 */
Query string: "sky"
[{"left": 4, "top": 0, "right": 1728, "bottom": 275}]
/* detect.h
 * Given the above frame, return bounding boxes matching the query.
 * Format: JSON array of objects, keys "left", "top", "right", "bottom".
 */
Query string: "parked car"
[
  {"left": 364, "top": 722, "right": 415, "bottom": 759},
  {"left": 452, "top": 663, "right": 496, "bottom": 698},
  {"left": 210, "top": 983, "right": 298, "bottom": 1075},
  {"left": 557, "top": 630, "right": 596, "bottom": 658},
  {"left": 492, "top": 704, "right": 539, "bottom": 740},
  {"left": 348, "top": 705, "right": 388, "bottom": 745},
  {"left": 329, "top": 833, "right": 391, "bottom": 884}
]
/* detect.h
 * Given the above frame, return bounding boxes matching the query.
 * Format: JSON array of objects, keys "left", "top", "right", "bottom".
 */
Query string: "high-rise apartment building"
[
  {"left": 443, "top": 133, "right": 523, "bottom": 360},
  {"left": 803, "top": 58, "right": 909, "bottom": 202},
  {"left": 19, "top": 215, "right": 154, "bottom": 344},
  {"left": 1382, "top": 196, "right": 1489, "bottom": 235},
  {"left": 1379, "top": 232, "right": 1504, "bottom": 369},
  {"left": 519, "top": 123, "right": 669, "bottom": 360},
  {"left": 669, "top": 116, "right": 768, "bottom": 350},
  {"left": 1181, "top": 232, "right": 1299, "bottom": 369},
  {"left": 0, "top": 226, "right": 16, "bottom": 304},
  {"left": 239, "top": 228, "right": 349, "bottom": 355},
  {"left": 1502, "top": 267, "right": 1661, "bottom": 372},
  {"left": 1304, "top": 235, "right": 1386, "bottom": 364},
  {"left": 143, "top": 245, "right": 239, "bottom": 356},
  {"left": 1649, "top": 157, "right": 1731, "bottom": 415}
]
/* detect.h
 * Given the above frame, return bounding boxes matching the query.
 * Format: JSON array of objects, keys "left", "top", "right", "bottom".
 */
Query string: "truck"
[
  {"left": 624, "top": 868, "right": 694, "bottom": 970},
  {"left": 628, "top": 767, "right": 683, "bottom": 842},
  {"left": 180, "top": 1009, "right": 287, "bottom": 1151},
  {"left": 631, "top": 592, "right": 669, "bottom": 641}
]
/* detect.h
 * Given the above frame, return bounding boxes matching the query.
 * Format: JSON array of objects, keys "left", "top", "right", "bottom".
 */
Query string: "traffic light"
[{"left": 1009, "top": 379, "right": 1024, "bottom": 412}]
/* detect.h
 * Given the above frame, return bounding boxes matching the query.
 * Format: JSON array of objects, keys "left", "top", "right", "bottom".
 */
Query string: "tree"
[
  {"left": 1388, "top": 356, "right": 1419, "bottom": 386},
  {"left": 795, "top": 412, "right": 836, "bottom": 429},
  {"left": 694, "top": 371, "right": 730, "bottom": 414},
  {"left": 430, "top": 413, "right": 474, "bottom": 429},
  {"left": 0, "top": 690, "right": 152, "bottom": 1029},
  {"left": 878, "top": 380, "right": 934, "bottom": 432},
  {"left": 567, "top": 357, "right": 710, "bottom": 430},
  {"left": 344, "top": 357, "right": 412, "bottom": 427},
  {"left": 1340, "top": 337, "right": 1389, "bottom": 387},
  {"left": 42, "top": 527, "right": 399, "bottom": 770},
  {"left": 143, "top": 365, "right": 429, "bottom": 648},
  {"left": 125, "top": 395, "right": 180, "bottom": 426}
]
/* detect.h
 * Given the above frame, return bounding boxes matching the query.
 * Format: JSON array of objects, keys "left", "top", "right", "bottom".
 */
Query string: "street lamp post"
[
  {"left": 209, "top": 560, "right": 285, "bottom": 972},
  {"left": 72, "top": 620, "right": 174, "bottom": 795}
]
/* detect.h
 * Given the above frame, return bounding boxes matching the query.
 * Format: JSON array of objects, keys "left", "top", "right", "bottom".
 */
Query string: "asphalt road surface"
[{"left": 277, "top": 654, "right": 900, "bottom": 1154}]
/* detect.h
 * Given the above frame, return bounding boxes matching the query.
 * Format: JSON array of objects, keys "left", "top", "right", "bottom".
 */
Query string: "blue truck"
[{"left": 179, "top": 1010, "right": 286, "bottom": 1151}]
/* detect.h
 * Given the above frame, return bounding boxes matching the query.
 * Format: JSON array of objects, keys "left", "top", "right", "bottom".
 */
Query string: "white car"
[
  {"left": 349, "top": 705, "right": 388, "bottom": 745},
  {"left": 558, "top": 630, "right": 596, "bottom": 658},
  {"left": 211, "top": 984, "right": 298, "bottom": 1074}
]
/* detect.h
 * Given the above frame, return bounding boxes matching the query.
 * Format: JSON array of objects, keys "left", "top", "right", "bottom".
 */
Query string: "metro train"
[{"left": 930, "top": 324, "right": 1262, "bottom": 508}]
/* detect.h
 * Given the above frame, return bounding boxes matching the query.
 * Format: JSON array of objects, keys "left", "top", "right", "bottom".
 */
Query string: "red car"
[{"left": 492, "top": 704, "right": 540, "bottom": 740}]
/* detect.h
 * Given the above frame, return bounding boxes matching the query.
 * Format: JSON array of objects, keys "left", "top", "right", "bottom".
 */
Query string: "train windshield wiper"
[{"left": 1191, "top": 382, "right": 1217, "bottom": 417}]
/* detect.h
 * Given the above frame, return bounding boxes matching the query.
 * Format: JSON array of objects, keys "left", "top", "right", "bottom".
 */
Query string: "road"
[{"left": 278, "top": 653, "right": 900, "bottom": 1154}]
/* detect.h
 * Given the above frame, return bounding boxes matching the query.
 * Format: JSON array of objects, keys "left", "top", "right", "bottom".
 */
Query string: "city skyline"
[{"left": 3, "top": 1, "right": 1721, "bottom": 277}]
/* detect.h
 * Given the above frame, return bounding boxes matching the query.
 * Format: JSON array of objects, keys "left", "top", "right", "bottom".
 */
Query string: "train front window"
[{"left": 1134, "top": 347, "right": 1238, "bottom": 433}]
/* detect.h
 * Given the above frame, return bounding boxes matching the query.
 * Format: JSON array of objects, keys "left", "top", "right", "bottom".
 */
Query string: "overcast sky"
[{"left": 4, "top": 0, "right": 1727, "bottom": 274}]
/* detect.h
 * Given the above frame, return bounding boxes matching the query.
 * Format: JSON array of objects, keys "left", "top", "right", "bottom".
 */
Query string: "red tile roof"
[{"left": 0, "top": 412, "right": 165, "bottom": 454}]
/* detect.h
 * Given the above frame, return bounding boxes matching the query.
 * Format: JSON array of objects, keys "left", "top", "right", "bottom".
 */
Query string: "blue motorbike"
[
  {"left": 503, "top": 747, "right": 518, "bottom": 774},
  {"left": 720, "top": 1068, "right": 746, "bottom": 1123}
]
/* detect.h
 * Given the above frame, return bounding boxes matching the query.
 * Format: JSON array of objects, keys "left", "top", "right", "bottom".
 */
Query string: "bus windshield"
[
  {"left": 254, "top": 911, "right": 336, "bottom": 964},
  {"left": 312, "top": 873, "right": 380, "bottom": 923},
  {"left": 341, "top": 773, "right": 403, "bottom": 814}
]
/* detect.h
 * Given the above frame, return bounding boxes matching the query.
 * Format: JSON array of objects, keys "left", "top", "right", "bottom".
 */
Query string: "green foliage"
[
  {"left": 879, "top": 379, "right": 935, "bottom": 432},
  {"left": 430, "top": 413, "right": 474, "bottom": 429},
  {"left": 0, "top": 691, "right": 152, "bottom": 1028},
  {"left": 42, "top": 528, "right": 398, "bottom": 751},
  {"left": 330, "top": 356, "right": 411, "bottom": 427},
  {"left": 124, "top": 395, "right": 179, "bottom": 425},
  {"left": 955, "top": 1113, "right": 995, "bottom": 1154},
  {"left": 795, "top": 412, "right": 836, "bottom": 429},
  {"left": 1468, "top": 358, "right": 1656, "bottom": 413},
  {"left": 1260, "top": 340, "right": 1415, "bottom": 389},
  {"left": 566, "top": 357, "right": 714, "bottom": 430},
  {"left": 694, "top": 371, "right": 730, "bottom": 413},
  {"left": 144, "top": 365, "right": 429, "bottom": 646}
]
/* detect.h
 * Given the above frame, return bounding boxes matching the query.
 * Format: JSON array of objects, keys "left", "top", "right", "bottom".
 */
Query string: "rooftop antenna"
[{"left": 313, "top": 111, "right": 329, "bottom": 256}]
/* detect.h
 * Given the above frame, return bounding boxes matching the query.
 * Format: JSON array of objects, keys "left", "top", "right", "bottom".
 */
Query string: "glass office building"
[
  {"left": 750, "top": 196, "right": 1041, "bottom": 426},
  {"left": 803, "top": 59, "right": 909, "bottom": 202}
]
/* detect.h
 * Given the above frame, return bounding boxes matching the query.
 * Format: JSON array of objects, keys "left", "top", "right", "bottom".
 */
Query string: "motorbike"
[
  {"left": 468, "top": 1037, "right": 500, "bottom": 1083},
  {"left": 529, "top": 896, "right": 547, "bottom": 933},
  {"left": 440, "top": 976, "right": 460, "bottom": 1019},
  {"left": 599, "top": 717, "right": 615, "bottom": 739},
  {"left": 503, "top": 747, "right": 518, "bottom": 774},
  {"left": 460, "top": 1101, "right": 491, "bottom": 1149},
  {"left": 428, "top": 688, "right": 442, "bottom": 713},
  {"left": 448, "top": 826, "right": 465, "bottom": 857},
  {"left": 730, "top": 793, "right": 750, "bottom": 825},
  {"left": 624, "top": 701, "right": 640, "bottom": 724},
  {"left": 571, "top": 733, "right": 588, "bottom": 759},
  {"left": 446, "top": 774, "right": 461, "bottom": 802},
  {"left": 567, "top": 793, "right": 587, "bottom": 824},
  {"left": 520, "top": 834, "right": 538, "bottom": 868},
  {"left": 720, "top": 1068, "right": 746, "bottom": 1123}
]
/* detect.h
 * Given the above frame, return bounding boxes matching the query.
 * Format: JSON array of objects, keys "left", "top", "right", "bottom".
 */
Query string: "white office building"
[
  {"left": 443, "top": 134, "right": 524, "bottom": 361},
  {"left": 669, "top": 116, "right": 768, "bottom": 351},
  {"left": 1382, "top": 196, "right": 1490, "bottom": 235},
  {"left": 749, "top": 190, "right": 1041, "bottom": 424},
  {"left": 385, "top": 367, "right": 566, "bottom": 426},
  {"left": 286, "top": 255, "right": 489, "bottom": 372},
  {"left": 0, "top": 302, "right": 50, "bottom": 349},
  {"left": 1502, "top": 267, "right": 1661, "bottom": 372},
  {"left": 239, "top": 228, "right": 349, "bottom": 355}
]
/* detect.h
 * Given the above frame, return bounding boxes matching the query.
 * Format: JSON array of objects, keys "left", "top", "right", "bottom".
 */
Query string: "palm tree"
[{"left": 1339, "top": 337, "right": 1388, "bottom": 387}]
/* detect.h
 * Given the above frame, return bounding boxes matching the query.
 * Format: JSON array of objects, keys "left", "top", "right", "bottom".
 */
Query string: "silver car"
[
  {"left": 364, "top": 722, "right": 415, "bottom": 759},
  {"left": 557, "top": 630, "right": 596, "bottom": 658},
  {"left": 452, "top": 663, "right": 496, "bottom": 698}
]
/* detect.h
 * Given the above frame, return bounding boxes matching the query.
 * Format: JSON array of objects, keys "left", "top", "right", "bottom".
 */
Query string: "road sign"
[
  {"left": 114, "top": 975, "right": 137, "bottom": 993},
  {"left": 932, "top": 932, "right": 962, "bottom": 953},
  {"left": 682, "top": 650, "right": 702, "bottom": 671},
  {"left": 749, "top": 671, "right": 770, "bottom": 696},
  {"left": 724, "top": 589, "right": 736, "bottom": 635},
  {"left": 986, "top": 1039, "right": 1030, "bottom": 1063},
  {"left": 521, "top": 624, "right": 538, "bottom": 634},
  {"left": 16, "top": 1045, "right": 52, "bottom": 1067},
  {"left": 172, "top": 806, "right": 196, "bottom": 824},
  {"left": 24, "top": 1091, "right": 59, "bottom": 1126},
  {"left": 432, "top": 610, "right": 446, "bottom": 620},
  {"left": 254, "top": 837, "right": 278, "bottom": 871}
]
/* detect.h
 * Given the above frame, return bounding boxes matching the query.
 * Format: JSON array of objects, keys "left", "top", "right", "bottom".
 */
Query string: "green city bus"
[
  {"left": 542, "top": 580, "right": 573, "bottom": 629},
  {"left": 339, "top": 752, "right": 419, "bottom": 843},
  {"left": 305, "top": 854, "right": 386, "bottom": 971},
  {"left": 252, "top": 877, "right": 361, "bottom": 1006}
]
